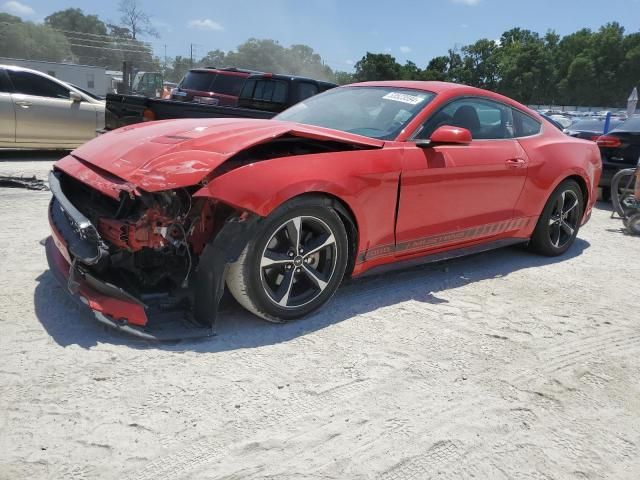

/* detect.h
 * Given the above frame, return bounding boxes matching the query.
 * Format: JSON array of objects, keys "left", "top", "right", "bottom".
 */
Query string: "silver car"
[{"left": 0, "top": 65, "right": 105, "bottom": 149}]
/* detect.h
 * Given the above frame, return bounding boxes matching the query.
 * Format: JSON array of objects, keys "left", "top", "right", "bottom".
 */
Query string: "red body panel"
[{"left": 50, "top": 80, "right": 602, "bottom": 307}]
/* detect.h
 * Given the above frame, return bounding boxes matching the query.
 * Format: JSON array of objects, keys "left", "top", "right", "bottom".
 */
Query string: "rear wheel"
[
  {"left": 529, "top": 180, "right": 584, "bottom": 256},
  {"left": 226, "top": 197, "right": 349, "bottom": 322}
]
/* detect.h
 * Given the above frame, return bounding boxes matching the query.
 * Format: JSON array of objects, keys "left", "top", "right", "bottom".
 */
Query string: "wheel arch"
[
  {"left": 565, "top": 174, "right": 589, "bottom": 207},
  {"left": 282, "top": 191, "right": 360, "bottom": 278}
]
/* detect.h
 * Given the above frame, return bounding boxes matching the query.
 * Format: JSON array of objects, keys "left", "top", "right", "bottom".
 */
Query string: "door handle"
[
  {"left": 505, "top": 158, "right": 527, "bottom": 168},
  {"left": 15, "top": 100, "right": 32, "bottom": 108}
]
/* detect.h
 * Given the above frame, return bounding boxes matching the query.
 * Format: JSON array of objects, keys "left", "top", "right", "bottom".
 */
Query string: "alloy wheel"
[
  {"left": 259, "top": 216, "right": 338, "bottom": 309},
  {"left": 548, "top": 190, "right": 580, "bottom": 248}
]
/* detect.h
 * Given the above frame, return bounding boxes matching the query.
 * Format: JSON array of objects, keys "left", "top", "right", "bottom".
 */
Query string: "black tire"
[
  {"left": 625, "top": 213, "right": 640, "bottom": 235},
  {"left": 611, "top": 168, "right": 637, "bottom": 218},
  {"left": 529, "top": 179, "right": 584, "bottom": 256},
  {"left": 226, "top": 196, "right": 349, "bottom": 323}
]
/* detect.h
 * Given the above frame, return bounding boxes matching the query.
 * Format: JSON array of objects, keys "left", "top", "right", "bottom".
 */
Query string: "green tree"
[
  {"left": 45, "top": 8, "right": 114, "bottom": 66},
  {"left": 0, "top": 22, "right": 72, "bottom": 62},
  {"left": 199, "top": 49, "right": 227, "bottom": 68},
  {"left": 334, "top": 71, "right": 355, "bottom": 85},
  {"left": 422, "top": 56, "right": 449, "bottom": 81},
  {"left": 164, "top": 55, "right": 191, "bottom": 83},
  {"left": 353, "top": 52, "right": 401, "bottom": 81},
  {"left": 460, "top": 39, "right": 499, "bottom": 89},
  {"left": 400, "top": 60, "right": 421, "bottom": 80},
  {"left": 0, "top": 12, "right": 22, "bottom": 24}
]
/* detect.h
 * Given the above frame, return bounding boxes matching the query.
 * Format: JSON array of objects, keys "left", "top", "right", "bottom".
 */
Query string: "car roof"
[
  {"left": 346, "top": 80, "right": 537, "bottom": 116},
  {"left": 245, "top": 72, "right": 338, "bottom": 87}
]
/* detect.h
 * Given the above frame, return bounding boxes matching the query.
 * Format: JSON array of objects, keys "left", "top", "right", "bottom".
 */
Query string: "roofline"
[{"left": 0, "top": 57, "right": 106, "bottom": 71}]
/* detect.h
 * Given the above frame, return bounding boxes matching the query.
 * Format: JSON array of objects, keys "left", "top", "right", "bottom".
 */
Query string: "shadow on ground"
[
  {"left": 0, "top": 150, "right": 69, "bottom": 162},
  {"left": 34, "top": 238, "right": 590, "bottom": 352}
]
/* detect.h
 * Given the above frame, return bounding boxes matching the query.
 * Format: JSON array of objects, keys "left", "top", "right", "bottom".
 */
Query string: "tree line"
[
  {"left": 352, "top": 23, "right": 640, "bottom": 107},
  {"left": 0, "top": 4, "right": 638, "bottom": 107}
]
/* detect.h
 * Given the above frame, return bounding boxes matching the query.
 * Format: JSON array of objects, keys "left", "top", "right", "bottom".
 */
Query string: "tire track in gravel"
[
  {"left": 125, "top": 378, "right": 375, "bottom": 480},
  {"left": 378, "top": 440, "right": 463, "bottom": 480},
  {"left": 510, "top": 329, "right": 640, "bottom": 384}
]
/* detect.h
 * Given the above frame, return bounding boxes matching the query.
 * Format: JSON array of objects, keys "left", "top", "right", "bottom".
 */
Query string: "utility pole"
[
  {"left": 190, "top": 43, "right": 193, "bottom": 68},
  {"left": 163, "top": 44, "right": 167, "bottom": 73}
]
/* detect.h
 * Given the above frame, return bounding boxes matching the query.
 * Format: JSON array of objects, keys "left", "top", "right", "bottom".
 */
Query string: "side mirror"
[
  {"left": 416, "top": 125, "right": 472, "bottom": 148},
  {"left": 70, "top": 91, "right": 82, "bottom": 103}
]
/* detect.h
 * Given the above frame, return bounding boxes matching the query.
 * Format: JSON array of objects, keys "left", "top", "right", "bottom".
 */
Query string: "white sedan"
[{"left": 0, "top": 65, "right": 105, "bottom": 149}]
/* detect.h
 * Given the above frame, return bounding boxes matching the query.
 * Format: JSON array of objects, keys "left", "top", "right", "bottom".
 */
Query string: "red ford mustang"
[{"left": 46, "top": 81, "right": 601, "bottom": 339}]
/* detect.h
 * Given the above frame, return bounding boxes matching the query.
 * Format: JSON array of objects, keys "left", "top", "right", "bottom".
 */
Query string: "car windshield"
[{"left": 274, "top": 86, "right": 435, "bottom": 140}]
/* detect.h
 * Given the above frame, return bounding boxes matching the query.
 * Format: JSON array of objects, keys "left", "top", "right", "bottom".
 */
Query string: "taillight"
[
  {"left": 596, "top": 135, "right": 622, "bottom": 148},
  {"left": 589, "top": 135, "right": 600, "bottom": 142},
  {"left": 142, "top": 108, "right": 156, "bottom": 122}
]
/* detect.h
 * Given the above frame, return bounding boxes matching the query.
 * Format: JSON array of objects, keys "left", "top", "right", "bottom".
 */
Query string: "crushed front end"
[{"left": 46, "top": 157, "right": 259, "bottom": 340}]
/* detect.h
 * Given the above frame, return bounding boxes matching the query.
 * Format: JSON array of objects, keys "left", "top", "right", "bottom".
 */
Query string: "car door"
[
  {"left": 395, "top": 97, "right": 529, "bottom": 254},
  {"left": 7, "top": 69, "right": 97, "bottom": 145},
  {"left": 0, "top": 69, "right": 16, "bottom": 144}
]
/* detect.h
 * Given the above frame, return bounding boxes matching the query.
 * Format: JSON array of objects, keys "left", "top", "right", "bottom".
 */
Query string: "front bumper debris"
[
  {"left": 45, "top": 236, "right": 215, "bottom": 341},
  {"left": 46, "top": 169, "right": 217, "bottom": 341}
]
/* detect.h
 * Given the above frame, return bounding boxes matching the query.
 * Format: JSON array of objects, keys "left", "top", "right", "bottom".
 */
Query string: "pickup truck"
[{"left": 104, "top": 72, "right": 337, "bottom": 131}]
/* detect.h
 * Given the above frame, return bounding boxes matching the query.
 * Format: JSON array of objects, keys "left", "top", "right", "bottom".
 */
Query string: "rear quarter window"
[{"left": 513, "top": 109, "right": 542, "bottom": 137}]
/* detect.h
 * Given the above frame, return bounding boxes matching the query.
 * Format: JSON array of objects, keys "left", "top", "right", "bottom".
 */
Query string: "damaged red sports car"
[{"left": 46, "top": 81, "right": 602, "bottom": 339}]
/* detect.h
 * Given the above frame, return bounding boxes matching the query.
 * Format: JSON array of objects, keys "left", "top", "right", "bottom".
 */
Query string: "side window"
[
  {"left": 8, "top": 71, "right": 70, "bottom": 99},
  {"left": 297, "top": 82, "right": 319, "bottom": 101},
  {"left": 417, "top": 98, "right": 514, "bottom": 140},
  {"left": 240, "top": 78, "right": 256, "bottom": 98},
  {"left": 251, "top": 80, "right": 288, "bottom": 103},
  {"left": 0, "top": 70, "right": 11, "bottom": 93},
  {"left": 513, "top": 109, "right": 542, "bottom": 137}
]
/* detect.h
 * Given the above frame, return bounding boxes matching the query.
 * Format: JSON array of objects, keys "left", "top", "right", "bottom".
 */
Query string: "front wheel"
[
  {"left": 529, "top": 179, "right": 584, "bottom": 256},
  {"left": 226, "top": 197, "right": 349, "bottom": 322}
]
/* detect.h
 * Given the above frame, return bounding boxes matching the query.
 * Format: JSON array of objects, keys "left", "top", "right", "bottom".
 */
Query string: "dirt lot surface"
[{"left": 1, "top": 156, "right": 639, "bottom": 479}]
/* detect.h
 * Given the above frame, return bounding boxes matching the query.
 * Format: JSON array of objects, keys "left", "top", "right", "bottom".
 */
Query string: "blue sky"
[{"left": 2, "top": 0, "right": 639, "bottom": 71}]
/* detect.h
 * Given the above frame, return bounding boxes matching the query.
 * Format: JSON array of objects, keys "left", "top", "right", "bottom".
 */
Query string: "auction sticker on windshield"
[{"left": 382, "top": 92, "right": 427, "bottom": 105}]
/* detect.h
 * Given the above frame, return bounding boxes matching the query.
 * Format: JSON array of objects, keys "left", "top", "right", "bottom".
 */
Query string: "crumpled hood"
[{"left": 65, "top": 118, "right": 384, "bottom": 192}]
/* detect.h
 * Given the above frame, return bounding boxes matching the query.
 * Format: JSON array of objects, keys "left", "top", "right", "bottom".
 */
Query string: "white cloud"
[
  {"left": 188, "top": 19, "right": 224, "bottom": 31},
  {"left": 345, "top": 59, "right": 354, "bottom": 65},
  {"left": 460, "top": 23, "right": 469, "bottom": 29},
  {"left": 384, "top": 47, "right": 392, "bottom": 53},
  {"left": 1, "top": 0, "right": 34, "bottom": 16},
  {"left": 449, "top": 0, "right": 480, "bottom": 5},
  {"left": 399, "top": 46, "right": 411, "bottom": 54}
]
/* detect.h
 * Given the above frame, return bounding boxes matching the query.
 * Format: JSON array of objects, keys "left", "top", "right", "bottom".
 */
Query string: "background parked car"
[
  {"left": 549, "top": 114, "right": 573, "bottom": 129},
  {"left": 564, "top": 118, "right": 623, "bottom": 141},
  {"left": 596, "top": 115, "right": 640, "bottom": 196},
  {"left": 170, "top": 67, "right": 257, "bottom": 106},
  {"left": 105, "top": 73, "right": 337, "bottom": 130},
  {"left": 0, "top": 65, "right": 105, "bottom": 149}
]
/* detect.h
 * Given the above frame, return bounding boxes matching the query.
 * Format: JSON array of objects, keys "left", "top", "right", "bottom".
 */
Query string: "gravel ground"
[{"left": 1, "top": 156, "right": 639, "bottom": 480}]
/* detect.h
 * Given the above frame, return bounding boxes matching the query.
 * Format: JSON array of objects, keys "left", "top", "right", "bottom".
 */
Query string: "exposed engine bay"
[{"left": 56, "top": 170, "right": 226, "bottom": 297}]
